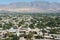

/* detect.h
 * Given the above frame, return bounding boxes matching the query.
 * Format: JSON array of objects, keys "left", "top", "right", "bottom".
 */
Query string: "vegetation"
[{"left": 0, "top": 12, "right": 60, "bottom": 40}]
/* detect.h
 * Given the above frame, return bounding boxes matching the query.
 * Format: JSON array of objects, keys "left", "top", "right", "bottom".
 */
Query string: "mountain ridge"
[{"left": 0, "top": 1, "right": 60, "bottom": 13}]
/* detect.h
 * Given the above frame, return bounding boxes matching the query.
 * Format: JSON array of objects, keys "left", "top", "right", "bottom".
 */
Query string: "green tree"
[
  {"left": 27, "top": 31, "right": 33, "bottom": 40},
  {"left": 0, "top": 38, "right": 2, "bottom": 40},
  {"left": 3, "top": 22, "right": 13, "bottom": 30},
  {"left": 18, "top": 20, "right": 25, "bottom": 27},
  {"left": 5, "top": 37, "right": 11, "bottom": 40},
  {"left": 0, "top": 17, "right": 2, "bottom": 20},
  {"left": 29, "top": 24, "right": 35, "bottom": 29},
  {"left": 0, "top": 24, "right": 2, "bottom": 28},
  {"left": 12, "top": 35, "right": 19, "bottom": 40}
]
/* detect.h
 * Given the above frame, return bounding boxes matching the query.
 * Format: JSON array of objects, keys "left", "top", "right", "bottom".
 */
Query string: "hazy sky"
[{"left": 0, "top": 0, "right": 60, "bottom": 4}]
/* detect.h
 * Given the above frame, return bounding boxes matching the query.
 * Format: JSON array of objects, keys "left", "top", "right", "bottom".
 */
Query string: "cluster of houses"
[
  {"left": 0, "top": 15, "right": 60, "bottom": 40},
  {"left": 0, "top": 26, "right": 60, "bottom": 40}
]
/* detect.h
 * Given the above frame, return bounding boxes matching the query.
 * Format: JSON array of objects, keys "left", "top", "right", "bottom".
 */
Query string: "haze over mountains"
[{"left": 0, "top": 1, "right": 60, "bottom": 13}]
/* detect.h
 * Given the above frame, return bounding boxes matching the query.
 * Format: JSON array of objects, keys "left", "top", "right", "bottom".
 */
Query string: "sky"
[{"left": 0, "top": 0, "right": 60, "bottom": 4}]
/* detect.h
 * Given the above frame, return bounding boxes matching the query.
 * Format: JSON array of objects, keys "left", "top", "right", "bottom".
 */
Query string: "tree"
[
  {"left": 0, "top": 38, "right": 2, "bottom": 40},
  {"left": 26, "top": 31, "right": 33, "bottom": 40},
  {"left": 5, "top": 37, "right": 11, "bottom": 40},
  {"left": 12, "top": 35, "right": 19, "bottom": 40},
  {"left": 4, "top": 32, "right": 13, "bottom": 37},
  {"left": 18, "top": 20, "right": 25, "bottom": 27},
  {"left": 46, "top": 20, "right": 56, "bottom": 29},
  {"left": 54, "top": 17, "right": 60, "bottom": 27},
  {"left": 29, "top": 24, "right": 35, "bottom": 29},
  {"left": 50, "top": 29, "right": 58, "bottom": 34},
  {"left": 42, "top": 29, "right": 47, "bottom": 38},
  {"left": 0, "top": 24, "right": 2, "bottom": 28},
  {"left": 0, "top": 17, "right": 2, "bottom": 20},
  {"left": 3, "top": 22, "right": 13, "bottom": 30}
]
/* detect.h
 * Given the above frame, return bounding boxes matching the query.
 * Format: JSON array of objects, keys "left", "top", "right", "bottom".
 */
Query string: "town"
[{"left": 0, "top": 13, "right": 60, "bottom": 40}]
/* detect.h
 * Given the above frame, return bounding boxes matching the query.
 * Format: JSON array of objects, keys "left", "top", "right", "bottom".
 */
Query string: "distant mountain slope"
[{"left": 0, "top": 1, "right": 60, "bottom": 13}]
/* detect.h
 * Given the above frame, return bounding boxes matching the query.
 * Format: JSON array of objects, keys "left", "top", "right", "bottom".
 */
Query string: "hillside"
[{"left": 0, "top": 1, "right": 60, "bottom": 13}]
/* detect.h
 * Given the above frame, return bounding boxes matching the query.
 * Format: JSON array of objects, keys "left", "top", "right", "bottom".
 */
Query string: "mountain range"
[{"left": 0, "top": 1, "right": 60, "bottom": 13}]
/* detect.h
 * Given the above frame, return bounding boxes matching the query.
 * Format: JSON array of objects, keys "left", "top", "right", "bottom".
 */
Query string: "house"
[
  {"left": 19, "top": 27, "right": 31, "bottom": 35},
  {"left": 54, "top": 34, "right": 60, "bottom": 40},
  {"left": 19, "top": 37, "right": 26, "bottom": 40},
  {"left": 8, "top": 27, "right": 17, "bottom": 35},
  {"left": 0, "top": 28, "right": 3, "bottom": 38}
]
